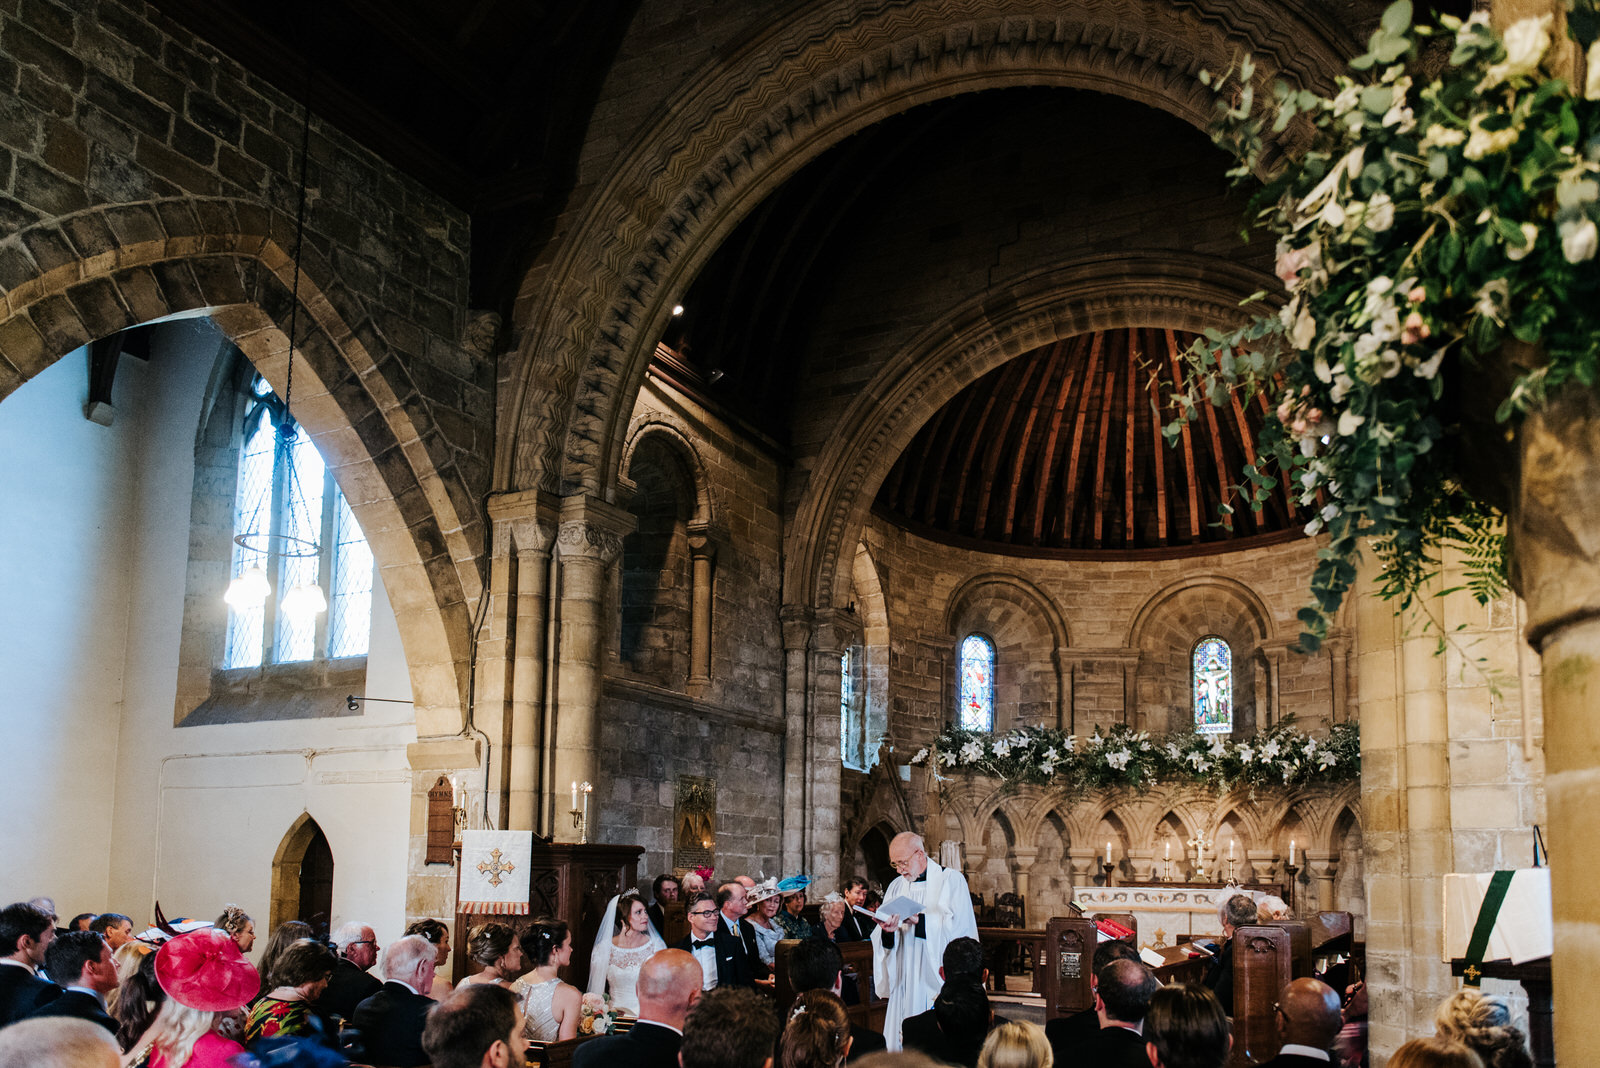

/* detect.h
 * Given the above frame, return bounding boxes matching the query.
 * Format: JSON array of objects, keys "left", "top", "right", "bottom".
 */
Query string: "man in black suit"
[
  {"left": 23, "top": 930, "right": 118, "bottom": 1033},
  {"left": 1072, "top": 959, "right": 1162, "bottom": 1068},
  {"left": 674, "top": 889, "right": 767, "bottom": 989},
  {"left": 1257, "top": 977, "right": 1344, "bottom": 1067},
  {"left": 320, "top": 920, "right": 384, "bottom": 1020},
  {"left": 350, "top": 934, "right": 438, "bottom": 1066},
  {"left": 1204, "top": 894, "right": 1259, "bottom": 1015},
  {"left": 900, "top": 936, "right": 1006, "bottom": 1056},
  {"left": 786, "top": 938, "right": 886, "bottom": 1062},
  {"left": 0, "top": 902, "right": 59, "bottom": 1028},
  {"left": 1044, "top": 937, "right": 1141, "bottom": 1062},
  {"left": 574, "top": 948, "right": 701, "bottom": 1068},
  {"left": 422, "top": 983, "right": 528, "bottom": 1068},
  {"left": 647, "top": 873, "right": 680, "bottom": 937}
]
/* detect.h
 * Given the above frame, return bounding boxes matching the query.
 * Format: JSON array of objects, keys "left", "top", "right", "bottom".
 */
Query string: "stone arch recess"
[
  {"left": 0, "top": 203, "right": 477, "bottom": 736},
  {"left": 268, "top": 811, "right": 328, "bottom": 932},
  {"left": 619, "top": 418, "right": 716, "bottom": 529},
  {"left": 1126, "top": 574, "right": 1277, "bottom": 649},
  {"left": 500, "top": 0, "right": 1356, "bottom": 500},
  {"left": 787, "top": 252, "right": 1277, "bottom": 614}
]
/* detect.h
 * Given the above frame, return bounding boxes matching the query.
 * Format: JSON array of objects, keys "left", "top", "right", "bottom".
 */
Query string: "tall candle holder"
[
  {"left": 1101, "top": 860, "right": 1115, "bottom": 888},
  {"left": 1284, "top": 860, "right": 1299, "bottom": 915},
  {"left": 570, "top": 781, "right": 592, "bottom": 844},
  {"left": 1226, "top": 857, "right": 1238, "bottom": 882},
  {"left": 1164, "top": 857, "right": 1174, "bottom": 882}
]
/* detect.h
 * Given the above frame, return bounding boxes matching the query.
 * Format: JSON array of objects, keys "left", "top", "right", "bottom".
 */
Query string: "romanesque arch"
[
  {"left": 499, "top": 0, "right": 1356, "bottom": 501},
  {"left": 0, "top": 203, "right": 479, "bottom": 735}
]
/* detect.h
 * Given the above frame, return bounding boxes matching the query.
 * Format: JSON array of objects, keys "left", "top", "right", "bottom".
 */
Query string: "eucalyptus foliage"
[
  {"left": 1170, "top": 2, "right": 1600, "bottom": 650},
  {"left": 909, "top": 718, "right": 1359, "bottom": 796}
]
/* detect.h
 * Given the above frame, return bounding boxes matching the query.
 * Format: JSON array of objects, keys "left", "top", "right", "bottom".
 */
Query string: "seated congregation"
[{"left": 0, "top": 865, "right": 1531, "bottom": 1068}]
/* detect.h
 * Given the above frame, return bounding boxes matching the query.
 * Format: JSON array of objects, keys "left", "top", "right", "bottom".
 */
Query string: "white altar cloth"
[{"left": 1072, "top": 885, "right": 1243, "bottom": 948}]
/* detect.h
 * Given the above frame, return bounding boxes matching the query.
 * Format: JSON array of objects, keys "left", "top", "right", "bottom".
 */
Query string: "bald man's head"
[
  {"left": 0, "top": 1018, "right": 118, "bottom": 1068},
  {"left": 1277, "top": 977, "right": 1344, "bottom": 1049},
  {"left": 637, "top": 948, "right": 703, "bottom": 1027}
]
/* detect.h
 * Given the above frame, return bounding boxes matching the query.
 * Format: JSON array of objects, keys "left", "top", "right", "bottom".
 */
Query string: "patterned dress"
[
  {"left": 244, "top": 996, "right": 314, "bottom": 1041},
  {"left": 521, "top": 978, "right": 563, "bottom": 1041},
  {"left": 775, "top": 910, "right": 812, "bottom": 941},
  {"left": 748, "top": 919, "right": 783, "bottom": 968}
]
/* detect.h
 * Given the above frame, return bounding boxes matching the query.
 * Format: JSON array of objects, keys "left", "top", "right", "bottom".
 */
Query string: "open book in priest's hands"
[{"left": 854, "top": 896, "right": 926, "bottom": 925}]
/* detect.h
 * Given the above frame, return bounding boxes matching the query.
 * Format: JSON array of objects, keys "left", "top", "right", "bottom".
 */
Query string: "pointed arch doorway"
[{"left": 270, "top": 814, "right": 335, "bottom": 937}]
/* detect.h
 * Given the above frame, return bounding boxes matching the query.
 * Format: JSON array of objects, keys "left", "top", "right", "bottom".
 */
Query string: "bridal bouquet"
[
  {"left": 579, "top": 992, "right": 624, "bottom": 1034},
  {"left": 1170, "top": 1, "right": 1600, "bottom": 649}
]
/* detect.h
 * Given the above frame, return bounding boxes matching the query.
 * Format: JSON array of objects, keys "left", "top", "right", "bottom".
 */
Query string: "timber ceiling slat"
[
  {"left": 1163, "top": 329, "right": 1203, "bottom": 540},
  {"left": 947, "top": 359, "right": 1019, "bottom": 533},
  {"left": 975, "top": 346, "right": 1046, "bottom": 538},
  {"left": 1027, "top": 336, "right": 1086, "bottom": 544},
  {"left": 1196, "top": 353, "right": 1236, "bottom": 533},
  {"left": 1124, "top": 329, "right": 1139, "bottom": 547},
  {"left": 1150, "top": 331, "right": 1170, "bottom": 544},
  {"left": 999, "top": 341, "right": 1059, "bottom": 541},
  {"left": 1091, "top": 331, "right": 1120, "bottom": 547},
  {"left": 1061, "top": 331, "right": 1105, "bottom": 544},
  {"left": 919, "top": 385, "right": 983, "bottom": 525}
]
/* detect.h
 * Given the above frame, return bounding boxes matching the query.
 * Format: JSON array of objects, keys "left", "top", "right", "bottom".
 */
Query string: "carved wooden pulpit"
[{"left": 455, "top": 841, "right": 644, "bottom": 988}]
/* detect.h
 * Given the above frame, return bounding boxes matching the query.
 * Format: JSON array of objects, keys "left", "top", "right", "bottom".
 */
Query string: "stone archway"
[
  {"left": 269, "top": 813, "right": 333, "bottom": 934},
  {"left": 499, "top": 0, "right": 1357, "bottom": 500},
  {"left": 0, "top": 203, "right": 481, "bottom": 737}
]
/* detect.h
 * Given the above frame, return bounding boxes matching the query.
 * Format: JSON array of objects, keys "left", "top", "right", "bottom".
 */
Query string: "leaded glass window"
[
  {"left": 840, "top": 649, "right": 855, "bottom": 766},
  {"left": 223, "top": 375, "right": 374, "bottom": 668},
  {"left": 1192, "top": 637, "right": 1233, "bottom": 734},
  {"left": 958, "top": 634, "right": 995, "bottom": 731}
]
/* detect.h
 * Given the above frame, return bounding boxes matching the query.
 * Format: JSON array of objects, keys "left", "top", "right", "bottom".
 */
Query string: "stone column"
[
  {"left": 1246, "top": 850, "right": 1278, "bottom": 888},
  {"left": 780, "top": 605, "right": 814, "bottom": 878},
  {"left": 508, "top": 507, "right": 556, "bottom": 833},
  {"left": 1306, "top": 851, "right": 1339, "bottom": 913},
  {"left": 1128, "top": 849, "right": 1157, "bottom": 884},
  {"left": 1067, "top": 848, "right": 1099, "bottom": 890},
  {"left": 806, "top": 613, "right": 844, "bottom": 891},
  {"left": 965, "top": 850, "right": 989, "bottom": 897},
  {"left": 551, "top": 495, "right": 633, "bottom": 843},
  {"left": 1505, "top": 380, "right": 1600, "bottom": 1064},
  {"left": 688, "top": 528, "right": 715, "bottom": 685},
  {"left": 1012, "top": 847, "right": 1039, "bottom": 901}
]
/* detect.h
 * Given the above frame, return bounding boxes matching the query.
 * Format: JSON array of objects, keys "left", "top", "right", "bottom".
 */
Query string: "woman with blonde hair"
[
  {"left": 781, "top": 989, "right": 852, "bottom": 1068},
  {"left": 1434, "top": 989, "right": 1532, "bottom": 1068},
  {"left": 457, "top": 922, "right": 524, "bottom": 988},
  {"left": 211, "top": 906, "right": 254, "bottom": 954},
  {"left": 977, "top": 1021, "right": 1052, "bottom": 1068},
  {"left": 125, "top": 929, "right": 258, "bottom": 1068},
  {"left": 1388, "top": 1037, "right": 1485, "bottom": 1068},
  {"left": 112, "top": 941, "right": 154, "bottom": 993}
]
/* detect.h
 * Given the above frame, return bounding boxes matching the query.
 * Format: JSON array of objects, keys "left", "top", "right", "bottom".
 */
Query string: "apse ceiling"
[{"left": 873, "top": 328, "right": 1308, "bottom": 556}]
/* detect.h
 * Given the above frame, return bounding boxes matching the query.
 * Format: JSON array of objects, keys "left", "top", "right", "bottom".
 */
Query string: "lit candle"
[
  {"left": 571, "top": 781, "right": 579, "bottom": 809},
  {"left": 1228, "top": 839, "right": 1236, "bottom": 860},
  {"left": 1165, "top": 840, "right": 1171, "bottom": 859},
  {"left": 1105, "top": 841, "right": 1112, "bottom": 863},
  {"left": 1290, "top": 839, "right": 1296, "bottom": 865},
  {"left": 451, "top": 776, "right": 460, "bottom": 808}
]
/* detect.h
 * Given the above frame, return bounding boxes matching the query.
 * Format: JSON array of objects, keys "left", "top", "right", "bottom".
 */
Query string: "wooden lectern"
[{"left": 455, "top": 841, "right": 644, "bottom": 989}]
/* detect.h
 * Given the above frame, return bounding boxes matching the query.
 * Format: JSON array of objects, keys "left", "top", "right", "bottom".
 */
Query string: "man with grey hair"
[
  {"left": 320, "top": 920, "right": 383, "bottom": 1020},
  {"left": 350, "top": 934, "right": 438, "bottom": 1067},
  {"left": 0, "top": 1017, "right": 118, "bottom": 1068},
  {"left": 1204, "top": 893, "right": 1260, "bottom": 1015},
  {"left": 871, "top": 830, "right": 979, "bottom": 1050}
]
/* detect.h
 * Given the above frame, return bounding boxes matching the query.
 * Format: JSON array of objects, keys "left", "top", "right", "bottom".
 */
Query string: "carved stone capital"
[
  {"left": 488, "top": 489, "right": 560, "bottom": 558},
  {"left": 555, "top": 494, "right": 635, "bottom": 563},
  {"left": 780, "top": 604, "right": 816, "bottom": 651}
]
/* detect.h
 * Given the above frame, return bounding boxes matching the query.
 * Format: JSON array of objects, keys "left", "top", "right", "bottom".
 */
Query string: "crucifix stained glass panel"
[
  {"left": 958, "top": 634, "right": 995, "bottom": 731},
  {"left": 1193, "top": 637, "right": 1232, "bottom": 734}
]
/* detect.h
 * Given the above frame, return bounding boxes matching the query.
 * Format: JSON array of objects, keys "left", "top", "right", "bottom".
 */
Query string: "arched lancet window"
[
  {"left": 1192, "top": 637, "right": 1233, "bottom": 734},
  {"left": 224, "top": 374, "right": 373, "bottom": 668},
  {"left": 957, "top": 634, "right": 995, "bottom": 731}
]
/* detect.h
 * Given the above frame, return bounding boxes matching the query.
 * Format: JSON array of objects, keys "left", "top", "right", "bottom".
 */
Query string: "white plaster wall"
[{"left": 0, "top": 318, "right": 417, "bottom": 957}]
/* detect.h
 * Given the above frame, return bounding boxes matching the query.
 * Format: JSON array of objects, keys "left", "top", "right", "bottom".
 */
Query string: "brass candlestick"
[{"left": 570, "top": 781, "right": 592, "bottom": 844}]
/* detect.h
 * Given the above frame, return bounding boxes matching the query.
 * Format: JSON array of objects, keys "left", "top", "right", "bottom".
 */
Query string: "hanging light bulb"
[
  {"left": 280, "top": 581, "right": 327, "bottom": 621},
  {"left": 224, "top": 566, "right": 271, "bottom": 608}
]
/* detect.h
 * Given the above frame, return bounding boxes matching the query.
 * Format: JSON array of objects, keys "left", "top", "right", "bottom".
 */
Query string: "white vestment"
[{"left": 870, "top": 859, "right": 979, "bottom": 1050}]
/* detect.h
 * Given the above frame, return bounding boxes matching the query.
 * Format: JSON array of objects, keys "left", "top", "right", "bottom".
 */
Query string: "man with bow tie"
[
  {"left": 674, "top": 888, "right": 768, "bottom": 990},
  {"left": 871, "top": 831, "right": 979, "bottom": 1051}
]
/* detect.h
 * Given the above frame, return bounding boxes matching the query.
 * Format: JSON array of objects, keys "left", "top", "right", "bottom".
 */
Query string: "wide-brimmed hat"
[
  {"left": 155, "top": 928, "right": 259, "bottom": 1012},
  {"left": 747, "top": 877, "right": 780, "bottom": 905},
  {"left": 777, "top": 875, "right": 811, "bottom": 897}
]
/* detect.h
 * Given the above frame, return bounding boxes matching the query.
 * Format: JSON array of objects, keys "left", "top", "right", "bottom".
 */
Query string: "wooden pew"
[
  {"left": 1307, "top": 910, "right": 1356, "bottom": 992},
  {"left": 657, "top": 900, "right": 688, "bottom": 947},
  {"left": 976, "top": 927, "right": 1046, "bottom": 993},
  {"left": 1229, "top": 925, "right": 1292, "bottom": 1068},
  {"left": 773, "top": 938, "right": 888, "bottom": 1036},
  {"left": 1264, "top": 920, "right": 1312, "bottom": 979},
  {"left": 1039, "top": 916, "right": 1097, "bottom": 1021},
  {"left": 526, "top": 1033, "right": 599, "bottom": 1068}
]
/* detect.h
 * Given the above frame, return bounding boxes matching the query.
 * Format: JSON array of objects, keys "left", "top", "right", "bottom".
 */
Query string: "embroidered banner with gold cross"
[{"left": 459, "top": 830, "right": 533, "bottom": 914}]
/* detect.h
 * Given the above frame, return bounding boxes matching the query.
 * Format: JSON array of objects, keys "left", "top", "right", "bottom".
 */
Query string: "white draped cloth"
[
  {"left": 870, "top": 859, "right": 979, "bottom": 1050},
  {"left": 587, "top": 895, "right": 667, "bottom": 1016}
]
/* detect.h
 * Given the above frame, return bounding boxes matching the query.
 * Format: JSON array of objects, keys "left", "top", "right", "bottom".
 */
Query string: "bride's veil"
[{"left": 589, "top": 894, "right": 620, "bottom": 995}]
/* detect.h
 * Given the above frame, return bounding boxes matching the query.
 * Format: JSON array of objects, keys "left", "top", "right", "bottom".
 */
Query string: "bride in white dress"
[{"left": 588, "top": 890, "right": 667, "bottom": 1016}]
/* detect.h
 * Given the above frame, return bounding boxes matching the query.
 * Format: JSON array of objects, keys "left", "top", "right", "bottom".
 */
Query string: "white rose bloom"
[
  {"left": 1338, "top": 410, "right": 1366, "bottom": 436},
  {"left": 1420, "top": 125, "right": 1466, "bottom": 150},
  {"left": 1365, "top": 192, "right": 1395, "bottom": 232},
  {"left": 1506, "top": 222, "right": 1540, "bottom": 261},
  {"left": 1481, "top": 15, "right": 1552, "bottom": 88},
  {"left": 1557, "top": 169, "right": 1599, "bottom": 210},
  {"left": 1561, "top": 217, "right": 1599, "bottom": 263}
]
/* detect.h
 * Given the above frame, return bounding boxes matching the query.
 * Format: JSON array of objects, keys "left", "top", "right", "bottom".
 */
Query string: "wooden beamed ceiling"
[{"left": 876, "top": 328, "right": 1308, "bottom": 556}]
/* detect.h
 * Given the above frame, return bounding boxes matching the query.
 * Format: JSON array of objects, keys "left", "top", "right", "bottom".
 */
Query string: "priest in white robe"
[{"left": 870, "top": 831, "right": 980, "bottom": 1050}]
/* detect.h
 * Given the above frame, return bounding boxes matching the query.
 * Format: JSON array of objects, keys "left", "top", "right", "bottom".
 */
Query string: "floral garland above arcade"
[{"left": 910, "top": 718, "right": 1359, "bottom": 795}]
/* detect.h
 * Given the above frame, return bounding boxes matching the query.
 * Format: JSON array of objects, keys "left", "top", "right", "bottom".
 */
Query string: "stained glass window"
[
  {"left": 1193, "top": 637, "right": 1233, "bottom": 734},
  {"left": 840, "top": 649, "right": 855, "bottom": 766},
  {"left": 958, "top": 634, "right": 995, "bottom": 731}
]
